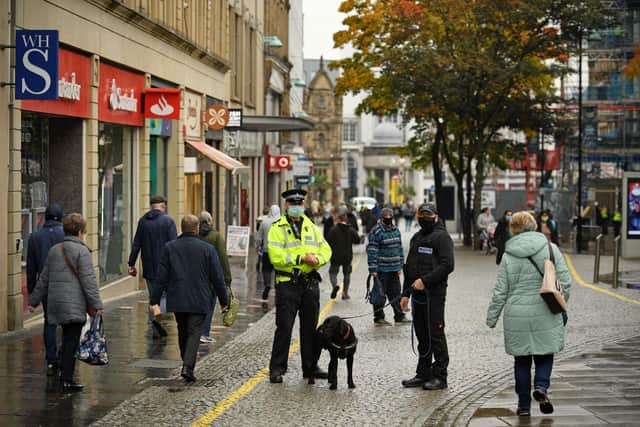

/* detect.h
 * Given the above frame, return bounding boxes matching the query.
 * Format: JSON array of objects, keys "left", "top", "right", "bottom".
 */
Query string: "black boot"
[
  {"left": 181, "top": 365, "right": 196, "bottom": 382},
  {"left": 422, "top": 378, "right": 447, "bottom": 390},
  {"left": 402, "top": 376, "right": 427, "bottom": 388},
  {"left": 261, "top": 286, "right": 270, "bottom": 301}
]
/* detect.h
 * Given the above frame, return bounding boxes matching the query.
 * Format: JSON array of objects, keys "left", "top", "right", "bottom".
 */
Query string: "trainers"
[
  {"left": 374, "top": 319, "right": 392, "bottom": 326},
  {"left": 199, "top": 336, "right": 215, "bottom": 344},
  {"left": 395, "top": 317, "right": 412, "bottom": 325},
  {"left": 533, "top": 389, "right": 554, "bottom": 414}
]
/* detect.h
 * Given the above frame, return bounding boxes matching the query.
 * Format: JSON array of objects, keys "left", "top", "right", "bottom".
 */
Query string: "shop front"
[
  {"left": 20, "top": 47, "right": 91, "bottom": 314},
  {"left": 97, "top": 62, "right": 144, "bottom": 285}
]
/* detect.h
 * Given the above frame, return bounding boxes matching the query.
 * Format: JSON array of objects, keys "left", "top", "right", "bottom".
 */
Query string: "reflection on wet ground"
[{"left": 0, "top": 260, "right": 270, "bottom": 426}]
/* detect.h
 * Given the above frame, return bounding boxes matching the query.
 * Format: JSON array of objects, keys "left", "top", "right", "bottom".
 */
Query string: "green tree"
[
  {"left": 365, "top": 175, "right": 381, "bottom": 198},
  {"left": 311, "top": 174, "right": 331, "bottom": 201}
]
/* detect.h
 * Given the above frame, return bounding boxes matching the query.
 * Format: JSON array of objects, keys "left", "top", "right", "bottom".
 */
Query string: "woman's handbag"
[
  {"left": 222, "top": 287, "right": 240, "bottom": 327},
  {"left": 365, "top": 274, "right": 386, "bottom": 306},
  {"left": 77, "top": 314, "right": 109, "bottom": 366},
  {"left": 528, "top": 242, "right": 568, "bottom": 314}
]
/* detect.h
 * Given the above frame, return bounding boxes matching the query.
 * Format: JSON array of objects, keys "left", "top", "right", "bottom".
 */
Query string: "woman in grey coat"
[
  {"left": 29, "top": 213, "right": 104, "bottom": 392},
  {"left": 486, "top": 211, "right": 571, "bottom": 417}
]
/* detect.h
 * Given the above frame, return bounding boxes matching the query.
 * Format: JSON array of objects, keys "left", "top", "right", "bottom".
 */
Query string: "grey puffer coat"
[{"left": 29, "top": 236, "right": 103, "bottom": 325}]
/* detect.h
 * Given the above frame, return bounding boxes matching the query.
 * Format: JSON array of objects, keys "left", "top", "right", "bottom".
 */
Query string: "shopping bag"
[
  {"left": 365, "top": 274, "right": 386, "bottom": 306},
  {"left": 77, "top": 315, "right": 109, "bottom": 366},
  {"left": 528, "top": 242, "right": 568, "bottom": 314},
  {"left": 222, "top": 287, "right": 240, "bottom": 327}
]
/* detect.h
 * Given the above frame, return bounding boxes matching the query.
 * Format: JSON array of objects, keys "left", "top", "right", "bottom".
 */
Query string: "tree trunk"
[
  {"left": 472, "top": 155, "right": 487, "bottom": 249},
  {"left": 432, "top": 122, "right": 444, "bottom": 212},
  {"left": 463, "top": 156, "right": 473, "bottom": 246}
]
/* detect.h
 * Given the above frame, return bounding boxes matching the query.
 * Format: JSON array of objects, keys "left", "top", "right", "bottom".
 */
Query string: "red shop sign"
[
  {"left": 269, "top": 155, "right": 291, "bottom": 171},
  {"left": 144, "top": 88, "right": 181, "bottom": 119},
  {"left": 98, "top": 62, "right": 145, "bottom": 126},
  {"left": 21, "top": 48, "right": 91, "bottom": 118}
]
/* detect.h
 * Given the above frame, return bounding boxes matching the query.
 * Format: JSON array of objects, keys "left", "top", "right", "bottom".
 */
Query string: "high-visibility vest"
[
  {"left": 613, "top": 211, "right": 622, "bottom": 222},
  {"left": 267, "top": 214, "right": 332, "bottom": 283}
]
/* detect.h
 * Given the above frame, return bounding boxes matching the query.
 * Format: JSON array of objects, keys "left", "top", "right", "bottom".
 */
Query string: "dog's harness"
[{"left": 330, "top": 325, "right": 358, "bottom": 359}]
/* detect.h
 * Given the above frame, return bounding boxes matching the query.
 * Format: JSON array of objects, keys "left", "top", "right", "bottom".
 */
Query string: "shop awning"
[
  {"left": 185, "top": 140, "right": 249, "bottom": 174},
  {"left": 239, "top": 115, "right": 314, "bottom": 132}
]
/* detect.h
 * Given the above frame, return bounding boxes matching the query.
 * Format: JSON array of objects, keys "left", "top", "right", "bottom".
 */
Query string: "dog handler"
[
  {"left": 267, "top": 189, "right": 332, "bottom": 384},
  {"left": 400, "top": 203, "right": 454, "bottom": 390}
]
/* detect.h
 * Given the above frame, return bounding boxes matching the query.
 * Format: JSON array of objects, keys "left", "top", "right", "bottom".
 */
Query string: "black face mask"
[
  {"left": 419, "top": 217, "right": 436, "bottom": 232},
  {"left": 382, "top": 217, "right": 394, "bottom": 225}
]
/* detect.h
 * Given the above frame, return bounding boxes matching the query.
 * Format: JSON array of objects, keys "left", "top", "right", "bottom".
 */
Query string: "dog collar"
[{"left": 342, "top": 324, "right": 351, "bottom": 341}]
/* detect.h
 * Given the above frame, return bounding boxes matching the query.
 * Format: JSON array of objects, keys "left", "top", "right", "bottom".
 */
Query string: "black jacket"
[
  {"left": 26, "top": 220, "right": 64, "bottom": 293},
  {"left": 327, "top": 223, "right": 362, "bottom": 264},
  {"left": 402, "top": 221, "right": 454, "bottom": 297},
  {"left": 128, "top": 209, "right": 178, "bottom": 280},
  {"left": 494, "top": 218, "right": 510, "bottom": 265},
  {"left": 153, "top": 233, "right": 229, "bottom": 314}
]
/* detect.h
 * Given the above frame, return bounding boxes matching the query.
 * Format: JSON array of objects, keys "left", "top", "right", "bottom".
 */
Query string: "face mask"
[
  {"left": 287, "top": 206, "right": 304, "bottom": 218},
  {"left": 419, "top": 217, "right": 435, "bottom": 232},
  {"left": 382, "top": 217, "right": 393, "bottom": 225},
  {"left": 505, "top": 215, "right": 512, "bottom": 222},
  {"left": 541, "top": 216, "right": 549, "bottom": 222}
]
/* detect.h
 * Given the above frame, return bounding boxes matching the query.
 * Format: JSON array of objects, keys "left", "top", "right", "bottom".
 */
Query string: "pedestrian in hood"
[
  {"left": 256, "top": 205, "right": 281, "bottom": 300},
  {"left": 26, "top": 203, "right": 65, "bottom": 376},
  {"left": 127, "top": 195, "right": 177, "bottom": 338},
  {"left": 487, "top": 211, "right": 571, "bottom": 417},
  {"left": 327, "top": 206, "right": 362, "bottom": 300},
  {"left": 198, "top": 211, "right": 232, "bottom": 344},
  {"left": 494, "top": 210, "right": 513, "bottom": 265}
]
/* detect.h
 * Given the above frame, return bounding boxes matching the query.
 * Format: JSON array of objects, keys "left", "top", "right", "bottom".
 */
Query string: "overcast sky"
[{"left": 303, "top": 0, "right": 347, "bottom": 60}]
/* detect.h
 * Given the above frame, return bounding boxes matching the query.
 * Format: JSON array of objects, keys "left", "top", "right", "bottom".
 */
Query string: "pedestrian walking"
[
  {"left": 26, "top": 204, "right": 65, "bottom": 376},
  {"left": 267, "top": 189, "right": 332, "bottom": 384},
  {"left": 595, "top": 203, "right": 609, "bottom": 235},
  {"left": 494, "top": 210, "right": 513, "bottom": 265},
  {"left": 477, "top": 207, "right": 496, "bottom": 250},
  {"left": 127, "top": 195, "right": 177, "bottom": 338},
  {"left": 255, "top": 205, "right": 281, "bottom": 300},
  {"left": 28, "top": 213, "right": 104, "bottom": 392},
  {"left": 401, "top": 203, "right": 454, "bottom": 390},
  {"left": 152, "top": 215, "right": 229, "bottom": 382},
  {"left": 256, "top": 206, "right": 270, "bottom": 271},
  {"left": 536, "top": 209, "right": 559, "bottom": 245},
  {"left": 402, "top": 202, "right": 416, "bottom": 232},
  {"left": 612, "top": 208, "right": 622, "bottom": 237},
  {"left": 327, "top": 206, "right": 362, "bottom": 300},
  {"left": 198, "top": 211, "right": 232, "bottom": 344},
  {"left": 366, "top": 207, "right": 409, "bottom": 325},
  {"left": 486, "top": 211, "right": 571, "bottom": 417}
]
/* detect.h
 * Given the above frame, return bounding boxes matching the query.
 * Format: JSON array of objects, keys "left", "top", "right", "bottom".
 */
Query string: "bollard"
[
  {"left": 612, "top": 235, "right": 621, "bottom": 289},
  {"left": 593, "top": 234, "right": 603, "bottom": 283}
]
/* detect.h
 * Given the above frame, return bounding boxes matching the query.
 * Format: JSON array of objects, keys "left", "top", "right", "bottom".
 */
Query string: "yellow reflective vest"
[{"left": 267, "top": 214, "right": 332, "bottom": 284}]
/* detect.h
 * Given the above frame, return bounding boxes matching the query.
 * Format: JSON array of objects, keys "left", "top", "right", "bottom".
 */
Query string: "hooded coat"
[
  {"left": 255, "top": 205, "right": 281, "bottom": 254},
  {"left": 128, "top": 209, "right": 178, "bottom": 280},
  {"left": 486, "top": 231, "right": 572, "bottom": 356},
  {"left": 26, "top": 204, "right": 64, "bottom": 293}
]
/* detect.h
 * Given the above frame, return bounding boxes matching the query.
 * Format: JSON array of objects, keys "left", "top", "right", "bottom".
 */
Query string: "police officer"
[
  {"left": 268, "top": 189, "right": 332, "bottom": 384},
  {"left": 400, "top": 203, "right": 454, "bottom": 390}
]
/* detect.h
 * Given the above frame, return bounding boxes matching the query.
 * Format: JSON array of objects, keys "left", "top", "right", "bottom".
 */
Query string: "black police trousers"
[
  {"left": 269, "top": 279, "right": 320, "bottom": 377},
  {"left": 412, "top": 292, "right": 449, "bottom": 382}
]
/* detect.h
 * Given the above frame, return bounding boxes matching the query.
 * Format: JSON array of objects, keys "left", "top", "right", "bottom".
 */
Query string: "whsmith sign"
[{"left": 15, "top": 30, "right": 59, "bottom": 100}]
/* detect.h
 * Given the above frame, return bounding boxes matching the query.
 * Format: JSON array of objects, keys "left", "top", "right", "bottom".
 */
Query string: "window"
[
  {"left": 318, "top": 133, "right": 325, "bottom": 151},
  {"left": 343, "top": 122, "right": 357, "bottom": 142},
  {"left": 318, "top": 95, "right": 325, "bottom": 109},
  {"left": 246, "top": 27, "right": 255, "bottom": 104},
  {"left": 231, "top": 12, "right": 241, "bottom": 98}
]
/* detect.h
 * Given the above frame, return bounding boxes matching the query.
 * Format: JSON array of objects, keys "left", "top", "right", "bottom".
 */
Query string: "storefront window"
[
  {"left": 150, "top": 136, "right": 168, "bottom": 197},
  {"left": 98, "top": 123, "right": 133, "bottom": 285},
  {"left": 185, "top": 174, "right": 203, "bottom": 216}
]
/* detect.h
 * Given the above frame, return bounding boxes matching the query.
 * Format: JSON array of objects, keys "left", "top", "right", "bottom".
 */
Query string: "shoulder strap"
[
  {"left": 527, "top": 256, "right": 544, "bottom": 277},
  {"left": 547, "top": 241, "right": 555, "bottom": 264},
  {"left": 61, "top": 243, "right": 80, "bottom": 281}
]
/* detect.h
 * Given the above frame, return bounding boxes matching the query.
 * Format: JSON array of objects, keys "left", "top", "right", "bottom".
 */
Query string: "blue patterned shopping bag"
[{"left": 77, "top": 315, "right": 109, "bottom": 366}]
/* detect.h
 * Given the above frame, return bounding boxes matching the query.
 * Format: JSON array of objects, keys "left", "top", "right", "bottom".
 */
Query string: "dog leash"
[{"left": 339, "top": 295, "right": 402, "bottom": 320}]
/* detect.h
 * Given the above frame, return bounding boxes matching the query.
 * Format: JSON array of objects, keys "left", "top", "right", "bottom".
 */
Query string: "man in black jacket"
[
  {"left": 400, "top": 203, "right": 454, "bottom": 390},
  {"left": 128, "top": 195, "right": 177, "bottom": 338},
  {"left": 152, "top": 215, "right": 229, "bottom": 382},
  {"left": 327, "top": 206, "right": 362, "bottom": 300},
  {"left": 26, "top": 204, "right": 64, "bottom": 375}
]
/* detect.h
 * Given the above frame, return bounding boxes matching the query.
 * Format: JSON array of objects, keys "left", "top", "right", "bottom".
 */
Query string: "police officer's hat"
[
  {"left": 281, "top": 189, "right": 307, "bottom": 202},
  {"left": 418, "top": 203, "right": 438, "bottom": 215}
]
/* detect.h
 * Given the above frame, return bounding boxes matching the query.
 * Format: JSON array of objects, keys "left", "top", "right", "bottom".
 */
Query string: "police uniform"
[
  {"left": 402, "top": 203, "right": 454, "bottom": 389},
  {"left": 267, "top": 189, "right": 332, "bottom": 382}
]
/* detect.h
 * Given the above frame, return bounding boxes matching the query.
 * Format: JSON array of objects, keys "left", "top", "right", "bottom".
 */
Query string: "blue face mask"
[
  {"left": 287, "top": 205, "right": 305, "bottom": 218},
  {"left": 505, "top": 215, "right": 512, "bottom": 222}
]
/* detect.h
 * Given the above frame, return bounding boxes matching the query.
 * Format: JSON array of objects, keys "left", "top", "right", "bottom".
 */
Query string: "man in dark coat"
[
  {"left": 128, "top": 195, "right": 177, "bottom": 338},
  {"left": 401, "top": 203, "right": 454, "bottom": 391},
  {"left": 26, "top": 204, "right": 65, "bottom": 375},
  {"left": 494, "top": 210, "right": 513, "bottom": 265},
  {"left": 152, "top": 215, "right": 229, "bottom": 382},
  {"left": 327, "top": 206, "right": 362, "bottom": 300}
]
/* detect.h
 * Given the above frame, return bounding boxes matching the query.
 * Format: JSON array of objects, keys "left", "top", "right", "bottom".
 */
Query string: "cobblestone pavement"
[{"left": 89, "top": 244, "right": 640, "bottom": 427}]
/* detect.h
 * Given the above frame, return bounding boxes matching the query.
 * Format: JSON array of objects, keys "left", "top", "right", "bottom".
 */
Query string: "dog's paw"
[
  {"left": 329, "top": 383, "right": 337, "bottom": 390},
  {"left": 348, "top": 382, "right": 356, "bottom": 389}
]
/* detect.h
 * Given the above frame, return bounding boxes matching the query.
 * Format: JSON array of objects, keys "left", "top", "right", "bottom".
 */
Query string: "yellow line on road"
[
  {"left": 191, "top": 258, "right": 361, "bottom": 427},
  {"left": 563, "top": 253, "right": 640, "bottom": 306}
]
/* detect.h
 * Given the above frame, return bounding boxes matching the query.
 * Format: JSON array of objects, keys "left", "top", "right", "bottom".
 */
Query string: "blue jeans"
[
  {"left": 201, "top": 300, "right": 217, "bottom": 337},
  {"left": 514, "top": 354, "right": 554, "bottom": 409},
  {"left": 42, "top": 300, "right": 58, "bottom": 364}
]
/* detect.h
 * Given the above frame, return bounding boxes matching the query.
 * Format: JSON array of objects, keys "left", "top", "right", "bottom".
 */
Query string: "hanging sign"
[
  {"left": 184, "top": 91, "right": 202, "bottom": 140},
  {"left": 16, "top": 30, "right": 59, "bottom": 100},
  {"left": 144, "top": 88, "right": 180, "bottom": 119},
  {"left": 269, "top": 155, "right": 291, "bottom": 171}
]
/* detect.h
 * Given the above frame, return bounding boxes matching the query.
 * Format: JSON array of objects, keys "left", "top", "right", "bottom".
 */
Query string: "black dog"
[{"left": 311, "top": 315, "right": 357, "bottom": 389}]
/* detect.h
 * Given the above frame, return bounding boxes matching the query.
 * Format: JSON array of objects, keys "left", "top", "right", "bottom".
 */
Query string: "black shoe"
[
  {"left": 330, "top": 286, "right": 339, "bottom": 299},
  {"left": 152, "top": 320, "right": 168, "bottom": 338},
  {"left": 533, "top": 389, "right": 554, "bottom": 414},
  {"left": 402, "top": 376, "right": 427, "bottom": 388},
  {"left": 261, "top": 287, "right": 270, "bottom": 301},
  {"left": 181, "top": 366, "right": 196, "bottom": 382},
  {"left": 342, "top": 291, "right": 350, "bottom": 300},
  {"left": 46, "top": 363, "right": 59, "bottom": 377},
  {"left": 269, "top": 374, "right": 283, "bottom": 383},
  {"left": 303, "top": 368, "right": 329, "bottom": 380},
  {"left": 61, "top": 381, "right": 84, "bottom": 392},
  {"left": 422, "top": 378, "right": 447, "bottom": 390},
  {"left": 516, "top": 407, "right": 531, "bottom": 417}
]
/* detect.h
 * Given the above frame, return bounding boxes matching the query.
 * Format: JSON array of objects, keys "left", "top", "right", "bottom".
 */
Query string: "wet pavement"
[{"left": 2, "top": 241, "right": 640, "bottom": 427}]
